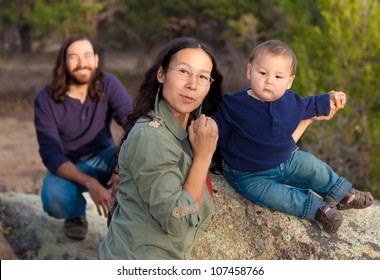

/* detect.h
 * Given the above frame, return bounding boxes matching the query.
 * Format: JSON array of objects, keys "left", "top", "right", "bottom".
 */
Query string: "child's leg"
[
  {"left": 223, "top": 161, "right": 344, "bottom": 233},
  {"left": 281, "top": 149, "right": 352, "bottom": 204},
  {"left": 222, "top": 161, "right": 324, "bottom": 220}
]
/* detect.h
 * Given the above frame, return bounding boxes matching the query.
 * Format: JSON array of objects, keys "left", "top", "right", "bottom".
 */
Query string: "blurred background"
[{"left": 0, "top": 0, "right": 379, "bottom": 199}]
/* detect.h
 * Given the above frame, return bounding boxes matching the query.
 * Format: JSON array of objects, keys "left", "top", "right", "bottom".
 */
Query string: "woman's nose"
[{"left": 186, "top": 74, "right": 198, "bottom": 88}]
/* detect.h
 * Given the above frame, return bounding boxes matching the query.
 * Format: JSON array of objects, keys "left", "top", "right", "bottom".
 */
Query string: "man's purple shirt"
[{"left": 34, "top": 72, "right": 133, "bottom": 174}]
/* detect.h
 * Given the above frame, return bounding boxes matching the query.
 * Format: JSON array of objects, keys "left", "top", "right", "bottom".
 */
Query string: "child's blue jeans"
[
  {"left": 40, "top": 145, "right": 118, "bottom": 220},
  {"left": 222, "top": 148, "right": 352, "bottom": 221}
]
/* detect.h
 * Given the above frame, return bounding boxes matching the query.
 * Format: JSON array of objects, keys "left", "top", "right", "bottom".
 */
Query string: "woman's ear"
[{"left": 157, "top": 66, "right": 165, "bottom": 83}]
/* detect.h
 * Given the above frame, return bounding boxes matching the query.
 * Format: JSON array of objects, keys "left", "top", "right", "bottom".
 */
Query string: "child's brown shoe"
[
  {"left": 315, "top": 202, "right": 343, "bottom": 234},
  {"left": 337, "top": 188, "right": 373, "bottom": 210}
]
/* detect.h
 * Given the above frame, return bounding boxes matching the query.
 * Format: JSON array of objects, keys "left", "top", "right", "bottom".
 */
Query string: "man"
[{"left": 34, "top": 34, "right": 133, "bottom": 240}]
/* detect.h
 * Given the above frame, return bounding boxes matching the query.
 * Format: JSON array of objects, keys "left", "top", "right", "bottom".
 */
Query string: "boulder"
[
  {"left": 191, "top": 174, "right": 380, "bottom": 259},
  {"left": 0, "top": 192, "right": 106, "bottom": 260},
  {"left": 0, "top": 174, "right": 379, "bottom": 260}
]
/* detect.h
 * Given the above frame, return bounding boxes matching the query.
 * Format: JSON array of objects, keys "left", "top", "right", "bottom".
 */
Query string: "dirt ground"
[
  {"left": 0, "top": 53, "right": 50, "bottom": 194},
  {"left": 0, "top": 109, "right": 44, "bottom": 194}
]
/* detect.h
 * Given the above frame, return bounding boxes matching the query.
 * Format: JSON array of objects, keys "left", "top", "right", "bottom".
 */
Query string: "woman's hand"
[
  {"left": 188, "top": 114, "right": 218, "bottom": 162},
  {"left": 185, "top": 114, "right": 218, "bottom": 204}
]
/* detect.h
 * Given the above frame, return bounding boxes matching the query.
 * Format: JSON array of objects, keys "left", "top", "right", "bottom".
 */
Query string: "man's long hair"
[{"left": 49, "top": 34, "right": 104, "bottom": 103}]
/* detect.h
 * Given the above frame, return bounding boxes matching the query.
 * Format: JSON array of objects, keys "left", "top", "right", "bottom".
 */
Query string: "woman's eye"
[
  {"left": 199, "top": 74, "right": 209, "bottom": 81},
  {"left": 179, "top": 69, "right": 190, "bottom": 75}
]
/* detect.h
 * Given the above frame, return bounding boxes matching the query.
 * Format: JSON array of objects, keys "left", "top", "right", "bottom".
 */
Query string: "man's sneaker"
[
  {"left": 337, "top": 188, "right": 373, "bottom": 210},
  {"left": 63, "top": 215, "right": 88, "bottom": 240},
  {"left": 315, "top": 202, "right": 343, "bottom": 234}
]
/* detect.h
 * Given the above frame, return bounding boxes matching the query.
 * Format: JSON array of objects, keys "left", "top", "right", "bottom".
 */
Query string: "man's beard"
[{"left": 68, "top": 67, "right": 96, "bottom": 85}]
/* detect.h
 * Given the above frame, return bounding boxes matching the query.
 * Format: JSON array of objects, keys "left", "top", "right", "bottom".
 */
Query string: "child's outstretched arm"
[{"left": 292, "top": 90, "right": 347, "bottom": 142}]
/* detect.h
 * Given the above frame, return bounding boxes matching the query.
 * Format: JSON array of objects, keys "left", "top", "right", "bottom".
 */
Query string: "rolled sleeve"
[
  {"left": 314, "top": 93, "right": 330, "bottom": 116},
  {"left": 302, "top": 94, "right": 330, "bottom": 119},
  {"left": 172, "top": 189, "right": 200, "bottom": 226}
]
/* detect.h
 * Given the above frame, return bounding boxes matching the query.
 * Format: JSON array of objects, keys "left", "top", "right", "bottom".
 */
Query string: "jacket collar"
[{"left": 154, "top": 93, "right": 188, "bottom": 141}]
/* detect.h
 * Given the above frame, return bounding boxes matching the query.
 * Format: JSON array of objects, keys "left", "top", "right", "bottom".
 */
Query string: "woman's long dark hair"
[
  {"left": 120, "top": 37, "right": 223, "bottom": 148},
  {"left": 49, "top": 34, "right": 104, "bottom": 103}
]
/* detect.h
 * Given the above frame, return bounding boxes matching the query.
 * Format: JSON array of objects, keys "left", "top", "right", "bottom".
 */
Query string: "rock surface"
[
  {"left": 1, "top": 174, "right": 379, "bottom": 260},
  {"left": 192, "top": 175, "right": 380, "bottom": 260},
  {"left": 0, "top": 192, "right": 106, "bottom": 260}
]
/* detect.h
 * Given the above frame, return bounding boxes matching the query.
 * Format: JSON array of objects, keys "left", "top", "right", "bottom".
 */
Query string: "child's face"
[{"left": 246, "top": 53, "right": 295, "bottom": 102}]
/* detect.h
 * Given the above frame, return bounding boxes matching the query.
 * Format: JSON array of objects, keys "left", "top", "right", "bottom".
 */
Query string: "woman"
[{"left": 98, "top": 37, "right": 223, "bottom": 259}]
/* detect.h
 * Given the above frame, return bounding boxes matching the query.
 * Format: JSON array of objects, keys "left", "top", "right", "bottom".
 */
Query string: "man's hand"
[
  {"left": 85, "top": 177, "right": 112, "bottom": 218},
  {"left": 56, "top": 161, "right": 113, "bottom": 218}
]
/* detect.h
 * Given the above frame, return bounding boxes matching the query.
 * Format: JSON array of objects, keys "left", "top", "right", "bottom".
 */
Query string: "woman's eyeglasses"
[{"left": 168, "top": 66, "right": 214, "bottom": 86}]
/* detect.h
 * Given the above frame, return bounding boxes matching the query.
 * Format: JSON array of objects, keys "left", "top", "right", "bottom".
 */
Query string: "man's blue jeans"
[
  {"left": 222, "top": 148, "right": 352, "bottom": 221},
  {"left": 41, "top": 145, "right": 118, "bottom": 220}
]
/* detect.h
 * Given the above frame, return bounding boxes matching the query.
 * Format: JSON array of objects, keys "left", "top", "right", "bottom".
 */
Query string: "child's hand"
[
  {"left": 319, "top": 90, "right": 347, "bottom": 121},
  {"left": 329, "top": 90, "right": 346, "bottom": 108}
]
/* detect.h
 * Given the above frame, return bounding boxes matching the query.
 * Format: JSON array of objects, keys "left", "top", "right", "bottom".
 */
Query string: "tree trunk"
[{"left": 18, "top": 23, "right": 31, "bottom": 53}]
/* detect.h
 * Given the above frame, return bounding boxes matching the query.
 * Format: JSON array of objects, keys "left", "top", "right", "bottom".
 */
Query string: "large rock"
[
  {"left": 0, "top": 174, "right": 379, "bottom": 260},
  {"left": 192, "top": 174, "right": 380, "bottom": 260},
  {"left": 0, "top": 192, "right": 107, "bottom": 260}
]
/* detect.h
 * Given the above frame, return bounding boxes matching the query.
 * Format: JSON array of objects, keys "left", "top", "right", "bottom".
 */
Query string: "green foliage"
[
  {"left": 0, "top": 0, "right": 104, "bottom": 48},
  {"left": 28, "top": 0, "right": 104, "bottom": 37},
  {"left": 121, "top": 0, "right": 167, "bottom": 41},
  {"left": 121, "top": 0, "right": 259, "bottom": 44},
  {"left": 192, "top": 0, "right": 254, "bottom": 21},
  {"left": 0, "top": 226, "right": 11, "bottom": 235},
  {"left": 282, "top": 0, "right": 380, "bottom": 196},
  {"left": 222, "top": 13, "right": 259, "bottom": 49}
]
